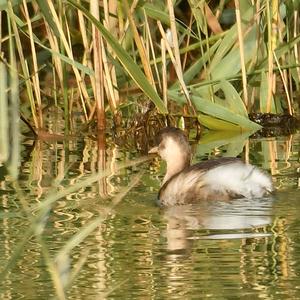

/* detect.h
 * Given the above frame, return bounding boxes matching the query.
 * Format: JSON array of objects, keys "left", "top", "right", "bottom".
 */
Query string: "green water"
[{"left": 1, "top": 132, "right": 300, "bottom": 299}]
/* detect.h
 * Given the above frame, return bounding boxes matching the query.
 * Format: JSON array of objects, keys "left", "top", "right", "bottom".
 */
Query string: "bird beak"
[{"left": 148, "top": 146, "right": 158, "bottom": 154}]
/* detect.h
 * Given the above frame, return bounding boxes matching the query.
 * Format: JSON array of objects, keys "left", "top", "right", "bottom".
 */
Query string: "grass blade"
[
  {"left": 168, "top": 89, "right": 261, "bottom": 131},
  {"left": 67, "top": 0, "right": 167, "bottom": 114},
  {"left": 0, "top": 62, "right": 9, "bottom": 163}
]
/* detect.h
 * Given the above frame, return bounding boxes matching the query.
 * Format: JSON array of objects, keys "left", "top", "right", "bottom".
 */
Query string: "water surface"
[{"left": 1, "top": 132, "right": 300, "bottom": 299}]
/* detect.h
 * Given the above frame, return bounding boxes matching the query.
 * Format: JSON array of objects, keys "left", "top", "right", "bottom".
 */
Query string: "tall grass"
[{"left": 0, "top": 0, "right": 299, "bottom": 136}]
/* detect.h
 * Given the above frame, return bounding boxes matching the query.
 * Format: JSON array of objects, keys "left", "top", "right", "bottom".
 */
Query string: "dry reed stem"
[
  {"left": 166, "top": 0, "right": 193, "bottom": 108},
  {"left": 7, "top": 19, "right": 20, "bottom": 179},
  {"left": 293, "top": 11, "right": 300, "bottom": 83},
  {"left": 45, "top": 23, "right": 63, "bottom": 85},
  {"left": 0, "top": 12, "right": 2, "bottom": 54},
  {"left": 273, "top": 52, "right": 293, "bottom": 115},
  {"left": 77, "top": 8, "right": 93, "bottom": 111},
  {"left": 8, "top": 3, "right": 38, "bottom": 129},
  {"left": 22, "top": 0, "right": 43, "bottom": 128},
  {"left": 117, "top": 1, "right": 124, "bottom": 35},
  {"left": 276, "top": 10, "right": 289, "bottom": 91},
  {"left": 0, "top": 63, "right": 8, "bottom": 163},
  {"left": 47, "top": 0, "right": 90, "bottom": 120},
  {"left": 78, "top": 6, "right": 89, "bottom": 50},
  {"left": 157, "top": 22, "right": 194, "bottom": 111},
  {"left": 144, "top": 10, "right": 162, "bottom": 91},
  {"left": 182, "top": 14, "right": 193, "bottom": 70},
  {"left": 103, "top": 0, "right": 118, "bottom": 32},
  {"left": 267, "top": 56, "right": 275, "bottom": 114},
  {"left": 234, "top": 0, "right": 249, "bottom": 109},
  {"left": 193, "top": 2, "right": 212, "bottom": 100},
  {"left": 101, "top": 41, "right": 117, "bottom": 113},
  {"left": 255, "top": 1, "right": 262, "bottom": 56},
  {"left": 118, "top": 0, "right": 138, "bottom": 48},
  {"left": 266, "top": 0, "right": 278, "bottom": 112},
  {"left": 52, "top": 64, "right": 58, "bottom": 105},
  {"left": 103, "top": 0, "right": 120, "bottom": 109},
  {"left": 124, "top": 0, "right": 156, "bottom": 89},
  {"left": 91, "top": 0, "right": 105, "bottom": 130},
  {"left": 69, "top": 88, "right": 75, "bottom": 129},
  {"left": 249, "top": 0, "right": 262, "bottom": 104},
  {"left": 161, "top": 39, "right": 167, "bottom": 105},
  {"left": 24, "top": 60, "right": 39, "bottom": 127}
]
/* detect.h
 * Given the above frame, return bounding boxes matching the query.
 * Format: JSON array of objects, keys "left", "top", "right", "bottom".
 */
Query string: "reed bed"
[{"left": 0, "top": 1, "right": 299, "bottom": 137}]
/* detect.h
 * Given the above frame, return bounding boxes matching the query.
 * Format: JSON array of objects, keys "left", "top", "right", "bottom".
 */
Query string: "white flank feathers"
[{"left": 203, "top": 162, "right": 273, "bottom": 198}]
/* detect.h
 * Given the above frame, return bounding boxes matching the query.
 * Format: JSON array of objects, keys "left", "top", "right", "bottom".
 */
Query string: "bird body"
[{"left": 149, "top": 127, "right": 273, "bottom": 206}]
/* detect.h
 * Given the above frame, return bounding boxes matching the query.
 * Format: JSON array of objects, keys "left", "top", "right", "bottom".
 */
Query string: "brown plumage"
[{"left": 149, "top": 127, "right": 273, "bottom": 206}]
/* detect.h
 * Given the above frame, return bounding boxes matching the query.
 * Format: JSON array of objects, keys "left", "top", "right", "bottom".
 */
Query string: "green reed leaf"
[
  {"left": 67, "top": 0, "right": 167, "bottom": 114},
  {"left": 168, "top": 90, "right": 261, "bottom": 131}
]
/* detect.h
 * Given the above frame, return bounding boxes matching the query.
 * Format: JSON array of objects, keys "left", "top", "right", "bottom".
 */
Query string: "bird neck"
[{"left": 163, "top": 155, "right": 190, "bottom": 184}]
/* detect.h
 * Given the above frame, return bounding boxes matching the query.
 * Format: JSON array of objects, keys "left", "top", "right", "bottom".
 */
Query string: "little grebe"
[{"left": 149, "top": 127, "right": 273, "bottom": 206}]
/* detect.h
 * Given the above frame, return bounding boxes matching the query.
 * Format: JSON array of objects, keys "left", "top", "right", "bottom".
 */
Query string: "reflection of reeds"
[
  {"left": 1, "top": 125, "right": 299, "bottom": 297},
  {"left": 0, "top": 138, "right": 150, "bottom": 297},
  {"left": 97, "top": 131, "right": 108, "bottom": 197}
]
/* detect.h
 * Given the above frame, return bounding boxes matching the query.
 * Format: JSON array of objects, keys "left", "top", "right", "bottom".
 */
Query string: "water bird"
[{"left": 149, "top": 127, "right": 273, "bottom": 206}]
